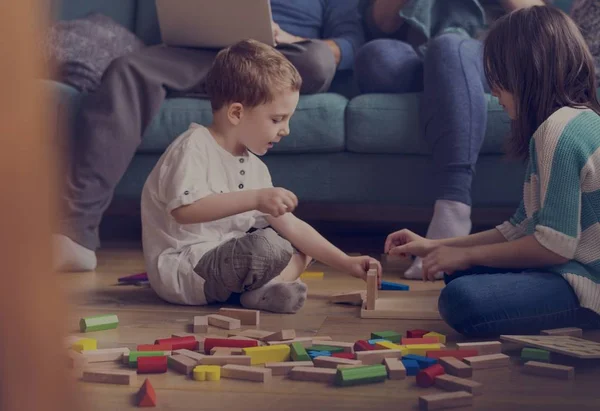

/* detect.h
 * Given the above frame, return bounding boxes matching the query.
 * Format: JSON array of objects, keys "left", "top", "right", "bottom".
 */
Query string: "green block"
[
  {"left": 371, "top": 331, "right": 401, "bottom": 344},
  {"left": 521, "top": 347, "right": 550, "bottom": 362},
  {"left": 291, "top": 342, "right": 311, "bottom": 362},
  {"left": 335, "top": 365, "right": 388, "bottom": 387},
  {"left": 128, "top": 351, "right": 166, "bottom": 367},
  {"left": 79, "top": 314, "right": 119, "bottom": 332},
  {"left": 308, "top": 345, "right": 345, "bottom": 353}
]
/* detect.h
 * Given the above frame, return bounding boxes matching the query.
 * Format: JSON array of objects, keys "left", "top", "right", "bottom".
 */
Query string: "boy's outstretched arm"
[{"left": 267, "top": 213, "right": 382, "bottom": 283}]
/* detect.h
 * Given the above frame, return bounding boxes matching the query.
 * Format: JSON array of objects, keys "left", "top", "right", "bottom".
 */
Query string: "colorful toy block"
[
  {"left": 521, "top": 347, "right": 550, "bottom": 362},
  {"left": 300, "top": 271, "right": 324, "bottom": 279},
  {"left": 405, "top": 344, "right": 443, "bottom": 356},
  {"left": 426, "top": 349, "right": 478, "bottom": 360},
  {"left": 416, "top": 364, "right": 445, "bottom": 388},
  {"left": 406, "top": 329, "right": 429, "bottom": 338},
  {"left": 243, "top": 345, "right": 291, "bottom": 365},
  {"left": 137, "top": 344, "right": 172, "bottom": 352},
  {"left": 371, "top": 331, "right": 401, "bottom": 343},
  {"left": 79, "top": 314, "right": 119, "bottom": 333},
  {"left": 354, "top": 340, "right": 377, "bottom": 352},
  {"left": 368, "top": 338, "right": 387, "bottom": 345},
  {"left": 128, "top": 351, "right": 166, "bottom": 368},
  {"left": 193, "top": 365, "right": 221, "bottom": 381},
  {"left": 456, "top": 341, "right": 502, "bottom": 355},
  {"left": 72, "top": 338, "right": 97, "bottom": 352},
  {"left": 375, "top": 341, "right": 407, "bottom": 353},
  {"left": 401, "top": 359, "right": 420, "bottom": 376},
  {"left": 154, "top": 336, "right": 197, "bottom": 351},
  {"left": 380, "top": 281, "right": 409, "bottom": 291},
  {"left": 137, "top": 356, "right": 167, "bottom": 374},
  {"left": 401, "top": 337, "right": 439, "bottom": 345},
  {"left": 335, "top": 364, "right": 387, "bottom": 386},
  {"left": 135, "top": 378, "right": 156, "bottom": 407},
  {"left": 308, "top": 345, "right": 345, "bottom": 353},
  {"left": 423, "top": 332, "right": 446, "bottom": 344},
  {"left": 203, "top": 338, "right": 258, "bottom": 354},
  {"left": 403, "top": 354, "right": 438, "bottom": 369},
  {"left": 308, "top": 350, "right": 332, "bottom": 359},
  {"left": 332, "top": 352, "right": 356, "bottom": 360}
]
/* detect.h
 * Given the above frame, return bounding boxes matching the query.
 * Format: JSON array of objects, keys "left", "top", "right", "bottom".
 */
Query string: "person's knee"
[
  {"left": 425, "top": 33, "right": 476, "bottom": 67},
  {"left": 243, "top": 229, "right": 293, "bottom": 288},
  {"left": 355, "top": 39, "right": 422, "bottom": 93},
  {"left": 438, "top": 278, "right": 488, "bottom": 337},
  {"left": 296, "top": 42, "right": 337, "bottom": 94}
]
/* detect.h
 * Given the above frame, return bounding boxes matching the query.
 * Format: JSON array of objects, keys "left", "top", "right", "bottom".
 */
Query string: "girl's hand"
[
  {"left": 422, "top": 246, "right": 473, "bottom": 281},
  {"left": 344, "top": 256, "right": 382, "bottom": 286},
  {"left": 386, "top": 229, "right": 439, "bottom": 258}
]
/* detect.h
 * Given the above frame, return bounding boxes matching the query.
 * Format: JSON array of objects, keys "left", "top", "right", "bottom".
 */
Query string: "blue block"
[
  {"left": 403, "top": 354, "right": 438, "bottom": 369},
  {"left": 380, "top": 281, "right": 410, "bottom": 291},
  {"left": 308, "top": 350, "right": 331, "bottom": 358},
  {"left": 368, "top": 338, "right": 387, "bottom": 345},
  {"left": 402, "top": 359, "right": 420, "bottom": 376}
]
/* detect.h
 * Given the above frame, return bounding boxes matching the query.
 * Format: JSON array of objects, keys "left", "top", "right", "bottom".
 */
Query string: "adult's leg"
[
  {"left": 55, "top": 46, "right": 218, "bottom": 271},
  {"left": 354, "top": 38, "right": 424, "bottom": 93},
  {"left": 277, "top": 40, "right": 337, "bottom": 94},
  {"left": 438, "top": 270, "right": 600, "bottom": 337},
  {"left": 405, "top": 33, "right": 489, "bottom": 279}
]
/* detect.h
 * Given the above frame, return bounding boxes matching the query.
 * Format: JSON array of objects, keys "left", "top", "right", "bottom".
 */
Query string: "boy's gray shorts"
[{"left": 194, "top": 228, "right": 294, "bottom": 303}]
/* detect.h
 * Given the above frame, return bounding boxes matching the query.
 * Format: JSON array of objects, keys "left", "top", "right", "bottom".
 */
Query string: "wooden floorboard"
[{"left": 64, "top": 246, "right": 600, "bottom": 410}]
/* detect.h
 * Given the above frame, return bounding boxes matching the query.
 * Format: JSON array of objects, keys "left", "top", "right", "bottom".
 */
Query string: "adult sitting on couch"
[{"left": 53, "top": 0, "right": 365, "bottom": 272}]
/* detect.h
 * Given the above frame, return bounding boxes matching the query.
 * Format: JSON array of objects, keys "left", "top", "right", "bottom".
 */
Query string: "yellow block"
[
  {"left": 424, "top": 332, "right": 446, "bottom": 344},
  {"left": 193, "top": 365, "right": 221, "bottom": 381},
  {"left": 375, "top": 341, "right": 408, "bottom": 355},
  {"left": 300, "top": 271, "right": 324, "bottom": 280},
  {"left": 72, "top": 338, "right": 97, "bottom": 352},
  {"left": 243, "top": 344, "right": 291, "bottom": 365},
  {"left": 405, "top": 344, "right": 442, "bottom": 356}
]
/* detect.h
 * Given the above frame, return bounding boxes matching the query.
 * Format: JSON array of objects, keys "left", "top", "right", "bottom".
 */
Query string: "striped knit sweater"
[{"left": 497, "top": 106, "right": 600, "bottom": 315}]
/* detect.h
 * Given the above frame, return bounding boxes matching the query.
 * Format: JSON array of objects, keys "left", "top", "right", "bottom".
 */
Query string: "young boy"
[{"left": 141, "top": 40, "right": 381, "bottom": 313}]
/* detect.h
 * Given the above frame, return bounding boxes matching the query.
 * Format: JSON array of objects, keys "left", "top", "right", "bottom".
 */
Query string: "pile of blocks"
[{"left": 68, "top": 310, "right": 581, "bottom": 409}]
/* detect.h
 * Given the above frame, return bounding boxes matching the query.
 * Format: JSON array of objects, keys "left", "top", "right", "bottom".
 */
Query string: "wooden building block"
[
  {"left": 366, "top": 270, "right": 378, "bottom": 310},
  {"left": 67, "top": 350, "right": 88, "bottom": 369},
  {"left": 203, "top": 337, "right": 258, "bottom": 354},
  {"left": 540, "top": 327, "right": 582, "bottom": 338},
  {"left": 402, "top": 359, "right": 420, "bottom": 376},
  {"left": 265, "top": 361, "right": 314, "bottom": 376},
  {"left": 521, "top": 347, "right": 550, "bottom": 362},
  {"left": 456, "top": 341, "right": 502, "bottom": 355},
  {"left": 313, "top": 356, "right": 362, "bottom": 369},
  {"left": 424, "top": 332, "right": 446, "bottom": 344},
  {"left": 207, "top": 314, "right": 241, "bottom": 330},
  {"left": 172, "top": 349, "right": 205, "bottom": 362},
  {"left": 221, "top": 364, "right": 272, "bottom": 383},
  {"left": 210, "top": 347, "right": 243, "bottom": 355},
  {"left": 192, "top": 365, "right": 220, "bottom": 381},
  {"left": 416, "top": 364, "right": 445, "bottom": 388},
  {"left": 193, "top": 316, "right": 208, "bottom": 333},
  {"left": 335, "top": 364, "right": 387, "bottom": 386},
  {"left": 419, "top": 391, "right": 473, "bottom": 410},
  {"left": 371, "top": 331, "right": 401, "bottom": 343},
  {"left": 463, "top": 353, "right": 510, "bottom": 369},
  {"left": 82, "top": 348, "right": 129, "bottom": 363},
  {"left": 318, "top": 341, "right": 355, "bottom": 353},
  {"left": 168, "top": 354, "right": 198, "bottom": 375},
  {"left": 266, "top": 337, "right": 314, "bottom": 347},
  {"left": 128, "top": 351, "right": 167, "bottom": 368},
  {"left": 82, "top": 369, "right": 137, "bottom": 385},
  {"left": 228, "top": 329, "right": 275, "bottom": 340},
  {"left": 289, "top": 367, "right": 337, "bottom": 384},
  {"left": 72, "top": 338, "right": 97, "bottom": 352},
  {"left": 439, "top": 357, "right": 472, "bottom": 378},
  {"left": 426, "top": 349, "right": 478, "bottom": 360},
  {"left": 333, "top": 352, "right": 357, "bottom": 360},
  {"left": 199, "top": 355, "right": 252, "bottom": 366},
  {"left": 291, "top": 342, "right": 311, "bottom": 361},
  {"left": 154, "top": 336, "right": 197, "bottom": 351},
  {"left": 375, "top": 341, "right": 406, "bottom": 352},
  {"left": 329, "top": 291, "right": 365, "bottom": 306},
  {"left": 137, "top": 356, "right": 168, "bottom": 374},
  {"left": 243, "top": 345, "right": 291, "bottom": 365},
  {"left": 354, "top": 340, "right": 377, "bottom": 352},
  {"left": 137, "top": 344, "right": 172, "bottom": 352},
  {"left": 136, "top": 378, "right": 156, "bottom": 407},
  {"left": 407, "top": 329, "right": 430, "bottom": 338},
  {"left": 434, "top": 374, "right": 483, "bottom": 395},
  {"left": 405, "top": 344, "right": 443, "bottom": 356},
  {"left": 65, "top": 336, "right": 84, "bottom": 348},
  {"left": 300, "top": 271, "right": 324, "bottom": 279},
  {"left": 355, "top": 349, "right": 403, "bottom": 365},
  {"left": 402, "top": 337, "right": 439, "bottom": 345},
  {"left": 171, "top": 332, "right": 196, "bottom": 339},
  {"left": 522, "top": 361, "right": 574, "bottom": 380},
  {"left": 500, "top": 335, "right": 600, "bottom": 359},
  {"left": 263, "top": 330, "right": 296, "bottom": 342},
  {"left": 403, "top": 354, "right": 438, "bottom": 369},
  {"left": 384, "top": 358, "right": 406, "bottom": 380},
  {"left": 79, "top": 314, "right": 119, "bottom": 333},
  {"left": 308, "top": 345, "right": 344, "bottom": 354},
  {"left": 218, "top": 308, "right": 260, "bottom": 326}
]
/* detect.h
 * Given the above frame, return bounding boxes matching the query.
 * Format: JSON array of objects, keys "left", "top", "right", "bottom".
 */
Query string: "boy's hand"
[
  {"left": 385, "top": 229, "right": 439, "bottom": 258},
  {"left": 422, "top": 246, "right": 473, "bottom": 281},
  {"left": 344, "top": 256, "right": 382, "bottom": 286},
  {"left": 256, "top": 187, "right": 298, "bottom": 217}
]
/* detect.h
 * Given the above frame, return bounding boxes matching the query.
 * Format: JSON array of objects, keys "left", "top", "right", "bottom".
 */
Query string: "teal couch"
[{"left": 47, "top": 0, "right": 576, "bottom": 226}]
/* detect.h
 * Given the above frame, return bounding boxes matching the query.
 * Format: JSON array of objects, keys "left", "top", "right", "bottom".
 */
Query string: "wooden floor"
[{"left": 64, "top": 246, "right": 600, "bottom": 411}]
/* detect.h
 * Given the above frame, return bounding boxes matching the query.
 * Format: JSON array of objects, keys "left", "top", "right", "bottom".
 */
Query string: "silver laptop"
[{"left": 156, "top": 0, "right": 275, "bottom": 49}]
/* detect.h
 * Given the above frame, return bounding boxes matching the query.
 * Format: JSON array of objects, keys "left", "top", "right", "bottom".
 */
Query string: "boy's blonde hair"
[{"left": 205, "top": 39, "right": 302, "bottom": 111}]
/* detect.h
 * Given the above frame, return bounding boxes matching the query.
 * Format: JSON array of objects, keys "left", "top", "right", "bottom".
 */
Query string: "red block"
[
  {"left": 203, "top": 338, "right": 258, "bottom": 354},
  {"left": 401, "top": 337, "right": 439, "bottom": 345},
  {"left": 416, "top": 364, "right": 445, "bottom": 388},
  {"left": 136, "top": 378, "right": 157, "bottom": 407},
  {"left": 154, "top": 336, "right": 197, "bottom": 351},
  {"left": 137, "top": 356, "right": 168, "bottom": 374},
  {"left": 406, "top": 329, "right": 430, "bottom": 338},
  {"left": 426, "top": 349, "right": 479, "bottom": 360},
  {"left": 332, "top": 352, "right": 356, "bottom": 360},
  {"left": 137, "top": 343, "right": 173, "bottom": 352},
  {"left": 354, "top": 340, "right": 377, "bottom": 352}
]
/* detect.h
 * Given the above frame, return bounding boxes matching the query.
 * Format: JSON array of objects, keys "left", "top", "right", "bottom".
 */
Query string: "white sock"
[
  {"left": 404, "top": 200, "right": 472, "bottom": 280},
  {"left": 240, "top": 280, "right": 307, "bottom": 313},
  {"left": 52, "top": 234, "right": 97, "bottom": 272}
]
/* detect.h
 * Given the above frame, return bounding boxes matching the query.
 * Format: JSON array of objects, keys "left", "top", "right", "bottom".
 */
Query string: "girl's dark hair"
[{"left": 484, "top": 6, "right": 600, "bottom": 160}]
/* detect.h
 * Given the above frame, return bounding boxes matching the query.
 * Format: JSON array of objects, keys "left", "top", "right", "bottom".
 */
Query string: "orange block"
[
  {"left": 136, "top": 378, "right": 156, "bottom": 407},
  {"left": 401, "top": 337, "right": 439, "bottom": 345}
]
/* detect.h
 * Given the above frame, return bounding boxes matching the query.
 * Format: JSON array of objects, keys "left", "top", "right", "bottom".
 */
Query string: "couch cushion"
[
  {"left": 53, "top": 0, "right": 137, "bottom": 31},
  {"left": 138, "top": 93, "right": 348, "bottom": 154},
  {"left": 346, "top": 93, "right": 511, "bottom": 155},
  {"left": 135, "top": 0, "right": 163, "bottom": 46}
]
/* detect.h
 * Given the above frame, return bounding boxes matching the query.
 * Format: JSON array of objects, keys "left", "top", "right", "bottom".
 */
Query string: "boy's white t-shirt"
[{"left": 141, "top": 123, "right": 273, "bottom": 305}]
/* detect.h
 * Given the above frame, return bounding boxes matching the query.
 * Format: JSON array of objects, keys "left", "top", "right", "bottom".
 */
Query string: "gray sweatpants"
[{"left": 59, "top": 41, "right": 337, "bottom": 250}]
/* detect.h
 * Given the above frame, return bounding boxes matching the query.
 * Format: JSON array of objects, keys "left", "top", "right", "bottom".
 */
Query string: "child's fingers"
[{"left": 388, "top": 244, "right": 408, "bottom": 257}]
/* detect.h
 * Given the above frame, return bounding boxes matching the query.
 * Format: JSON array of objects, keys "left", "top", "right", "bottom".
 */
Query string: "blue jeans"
[
  {"left": 354, "top": 34, "right": 489, "bottom": 205},
  {"left": 439, "top": 267, "right": 600, "bottom": 337}
]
